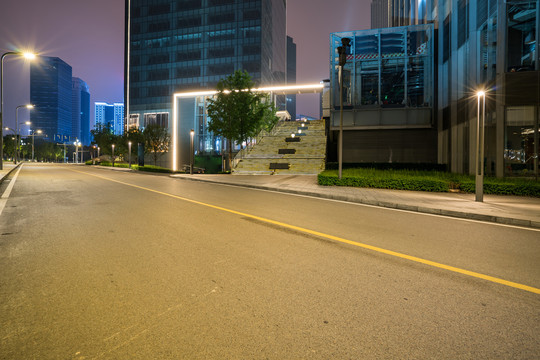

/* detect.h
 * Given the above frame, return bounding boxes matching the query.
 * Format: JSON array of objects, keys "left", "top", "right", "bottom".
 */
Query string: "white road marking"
[{"left": 0, "top": 165, "right": 23, "bottom": 217}]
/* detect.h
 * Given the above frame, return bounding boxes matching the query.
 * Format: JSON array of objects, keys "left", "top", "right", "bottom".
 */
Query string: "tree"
[
  {"left": 143, "top": 123, "right": 170, "bottom": 166},
  {"left": 91, "top": 123, "right": 120, "bottom": 156},
  {"left": 123, "top": 128, "right": 144, "bottom": 163},
  {"left": 206, "top": 70, "right": 277, "bottom": 170}
]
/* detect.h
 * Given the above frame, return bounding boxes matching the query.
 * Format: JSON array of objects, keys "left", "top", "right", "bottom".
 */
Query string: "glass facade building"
[
  {"left": 356, "top": 0, "right": 540, "bottom": 177},
  {"left": 95, "top": 102, "right": 125, "bottom": 136},
  {"left": 329, "top": 24, "right": 436, "bottom": 163},
  {"left": 125, "top": 0, "right": 287, "bottom": 151},
  {"left": 30, "top": 57, "right": 73, "bottom": 141},
  {"left": 72, "top": 78, "right": 91, "bottom": 145}
]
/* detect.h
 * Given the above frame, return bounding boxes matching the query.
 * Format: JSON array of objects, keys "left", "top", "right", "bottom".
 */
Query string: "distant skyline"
[{"left": 0, "top": 0, "right": 371, "bottom": 133}]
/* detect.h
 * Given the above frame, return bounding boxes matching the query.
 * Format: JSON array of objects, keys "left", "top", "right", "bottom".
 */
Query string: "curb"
[
  {"left": 171, "top": 175, "right": 540, "bottom": 230},
  {"left": 0, "top": 163, "right": 23, "bottom": 185}
]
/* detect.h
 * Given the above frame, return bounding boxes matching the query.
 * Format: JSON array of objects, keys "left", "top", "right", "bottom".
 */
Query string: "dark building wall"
[
  {"left": 329, "top": 128, "right": 438, "bottom": 163},
  {"left": 286, "top": 36, "right": 296, "bottom": 119}
]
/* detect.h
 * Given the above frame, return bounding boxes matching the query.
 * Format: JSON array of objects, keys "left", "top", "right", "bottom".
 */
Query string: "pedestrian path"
[{"left": 171, "top": 174, "right": 540, "bottom": 229}]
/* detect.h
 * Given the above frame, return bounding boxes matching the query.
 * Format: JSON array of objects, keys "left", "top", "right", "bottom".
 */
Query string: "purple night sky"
[{"left": 0, "top": 0, "right": 371, "bottom": 133}]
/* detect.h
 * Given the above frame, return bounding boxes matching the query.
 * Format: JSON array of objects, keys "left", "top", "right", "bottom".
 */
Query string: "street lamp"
[
  {"left": 1, "top": 51, "right": 36, "bottom": 169},
  {"left": 190, "top": 129, "right": 194, "bottom": 175},
  {"left": 15, "top": 104, "right": 33, "bottom": 163},
  {"left": 112, "top": 144, "right": 115, "bottom": 167},
  {"left": 128, "top": 141, "right": 132, "bottom": 168},
  {"left": 476, "top": 90, "right": 486, "bottom": 202},
  {"left": 31, "top": 129, "right": 42, "bottom": 161},
  {"left": 337, "top": 37, "right": 351, "bottom": 180},
  {"left": 73, "top": 140, "right": 81, "bottom": 163}
]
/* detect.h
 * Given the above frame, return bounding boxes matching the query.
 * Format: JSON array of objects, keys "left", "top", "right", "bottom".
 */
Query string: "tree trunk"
[{"left": 227, "top": 138, "right": 232, "bottom": 171}]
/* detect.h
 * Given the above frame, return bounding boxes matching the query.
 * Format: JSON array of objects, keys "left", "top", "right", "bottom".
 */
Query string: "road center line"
[
  {"left": 72, "top": 168, "right": 540, "bottom": 295},
  {"left": 0, "top": 165, "right": 23, "bottom": 217}
]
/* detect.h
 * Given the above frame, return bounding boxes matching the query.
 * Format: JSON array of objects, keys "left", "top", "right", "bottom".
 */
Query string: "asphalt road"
[{"left": 1, "top": 163, "right": 539, "bottom": 359}]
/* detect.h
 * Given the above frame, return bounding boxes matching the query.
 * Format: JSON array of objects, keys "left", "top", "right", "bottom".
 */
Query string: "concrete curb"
[
  {"left": 171, "top": 175, "right": 540, "bottom": 229},
  {"left": 0, "top": 163, "right": 23, "bottom": 184}
]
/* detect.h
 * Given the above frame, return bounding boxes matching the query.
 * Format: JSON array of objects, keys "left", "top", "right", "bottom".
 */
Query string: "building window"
[
  {"left": 381, "top": 59, "right": 405, "bottom": 107},
  {"left": 242, "top": 61, "right": 260, "bottom": 73},
  {"left": 208, "top": 13, "right": 235, "bottom": 25},
  {"left": 177, "top": 0, "right": 202, "bottom": 11},
  {"left": 128, "top": 114, "right": 140, "bottom": 129},
  {"left": 147, "top": 54, "right": 169, "bottom": 65},
  {"left": 177, "top": 16, "right": 202, "bottom": 28},
  {"left": 208, "top": 0, "right": 234, "bottom": 6},
  {"left": 144, "top": 112, "right": 169, "bottom": 128},
  {"left": 208, "top": 64, "right": 234, "bottom": 76},
  {"left": 457, "top": 0, "right": 469, "bottom": 48},
  {"left": 176, "top": 66, "right": 201, "bottom": 78},
  {"left": 147, "top": 85, "right": 169, "bottom": 97},
  {"left": 506, "top": 0, "right": 537, "bottom": 72},
  {"left": 148, "top": 3, "right": 170, "bottom": 15},
  {"left": 147, "top": 69, "right": 169, "bottom": 81},
  {"left": 148, "top": 21, "right": 170, "bottom": 33},
  {"left": 176, "top": 50, "right": 201, "bottom": 61},
  {"left": 208, "top": 47, "right": 235, "bottom": 58},
  {"left": 243, "top": 9, "right": 260, "bottom": 21}
]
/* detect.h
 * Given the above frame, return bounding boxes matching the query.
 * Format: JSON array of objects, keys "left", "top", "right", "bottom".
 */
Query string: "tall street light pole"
[
  {"left": 190, "top": 129, "right": 194, "bottom": 175},
  {"left": 476, "top": 91, "right": 486, "bottom": 202},
  {"left": 31, "top": 129, "right": 42, "bottom": 161},
  {"left": 128, "top": 141, "right": 132, "bottom": 168},
  {"left": 1, "top": 51, "right": 36, "bottom": 169}
]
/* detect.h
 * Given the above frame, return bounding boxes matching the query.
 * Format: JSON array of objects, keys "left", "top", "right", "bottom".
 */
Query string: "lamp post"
[
  {"left": 112, "top": 144, "right": 115, "bottom": 167},
  {"left": 128, "top": 141, "right": 132, "bottom": 168},
  {"left": 190, "top": 129, "right": 194, "bottom": 175},
  {"left": 15, "top": 118, "right": 32, "bottom": 164},
  {"left": 15, "top": 105, "right": 33, "bottom": 163},
  {"left": 31, "top": 129, "right": 42, "bottom": 161},
  {"left": 337, "top": 37, "right": 350, "bottom": 180},
  {"left": 1, "top": 51, "right": 36, "bottom": 169},
  {"left": 476, "top": 91, "right": 486, "bottom": 202}
]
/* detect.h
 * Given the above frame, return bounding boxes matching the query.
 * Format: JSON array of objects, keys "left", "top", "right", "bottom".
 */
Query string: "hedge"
[{"left": 318, "top": 169, "right": 540, "bottom": 197}]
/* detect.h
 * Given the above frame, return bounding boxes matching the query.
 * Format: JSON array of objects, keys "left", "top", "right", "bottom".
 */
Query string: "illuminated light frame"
[{"left": 171, "top": 83, "right": 324, "bottom": 171}]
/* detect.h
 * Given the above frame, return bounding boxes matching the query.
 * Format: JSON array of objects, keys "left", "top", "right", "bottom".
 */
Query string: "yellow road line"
[{"left": 72, "top": 168, "right": 540, "bottom": 295}]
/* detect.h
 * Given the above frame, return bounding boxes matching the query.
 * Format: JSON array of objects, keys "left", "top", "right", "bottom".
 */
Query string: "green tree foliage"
[
  {"left": 91, "top": 123, "right": 120, "bottom": 156},
  {"left": 206, "top": 70, "right": 277, "bottom": 170},
  {"left": 123, "top": 128, "right": 144, "bottom": 163},
  {"left": 2, "top": 135, "right": 16, "bottom": 159},
  {"left": 143, "top": 123, "right": 170, "bottom": 166}
]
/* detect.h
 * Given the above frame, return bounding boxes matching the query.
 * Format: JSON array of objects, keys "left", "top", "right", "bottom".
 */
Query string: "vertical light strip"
[{"left": 172, "top": 94, "right": 178, "bottom": 171}]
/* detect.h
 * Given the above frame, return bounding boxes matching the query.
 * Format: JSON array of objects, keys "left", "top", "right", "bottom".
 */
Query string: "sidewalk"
[
  {"left": 0, "top": 163, "right": 18, "bottom": 183},
  {"left": 171, "top": 174, "right": 540, "bottom": 229}
]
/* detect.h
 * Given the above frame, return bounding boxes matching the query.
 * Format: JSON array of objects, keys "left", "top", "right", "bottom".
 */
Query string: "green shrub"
[
  {"left": 318, "top": 168, "right": 539, "bottom": 197},
  {"left": 137, "top": 165, "right": 173, "bottom": 173}
]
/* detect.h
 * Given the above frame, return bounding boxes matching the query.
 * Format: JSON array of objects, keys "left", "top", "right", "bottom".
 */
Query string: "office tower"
[
  {"left": 72, "top": 78, "right": 90, "bottom": 145},
  {"left": 125, "top": 0, "right": 287, "bottom": 131},
  {"left": 95, "top": 102, "right": 125, "bottom": 136},
  {"left": 30, "top": 56, "right": 73, "bottom": 140}
]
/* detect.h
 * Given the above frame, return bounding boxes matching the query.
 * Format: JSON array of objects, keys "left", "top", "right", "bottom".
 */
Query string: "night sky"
[{"left": 0, "top": 0, "right": 371, "bottom": 133}]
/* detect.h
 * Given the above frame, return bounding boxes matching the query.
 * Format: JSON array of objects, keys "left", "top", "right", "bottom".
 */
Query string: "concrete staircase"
[{"left": 232, "top": 119, "right": 327, "bottom": 175}]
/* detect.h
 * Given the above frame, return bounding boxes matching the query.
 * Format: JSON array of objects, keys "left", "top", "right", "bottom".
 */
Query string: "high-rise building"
[
  {"left": 94, "top": 102, "right": 125, "bottom": 136},
  {"left": 286, "top": 36, "right": 297, "bottom": 120},
  {"left": 30, "top": 56, "right": 73, "bottom": 141},
  {"left": 72, "top": 78, "right": 90, "bottom": 145},
  {"left": 125, "top": 0, "right": 287, "bottom": 132},
  {"left": 344, "top": 0, "right": 539, "bottom": 178},
  {"left": 370, "top": 0, "right": 431, "bottom": 29}
]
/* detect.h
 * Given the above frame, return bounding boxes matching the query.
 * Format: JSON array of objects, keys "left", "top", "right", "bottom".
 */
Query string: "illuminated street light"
[
  {"left": 190, "top": 129, "right": 194, "bottom": 175},
  {"left": 1, "top": 51, "right": 36, "bottom": 169},
  {"left": 476, "top": 90, "right": 486, "bottom": 202},
  {"left": 128, "top": 141, "right": 132, "bottom": 169}
]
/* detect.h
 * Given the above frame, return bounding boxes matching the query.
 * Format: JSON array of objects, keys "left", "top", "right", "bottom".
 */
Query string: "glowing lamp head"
[
  {"left": 291, "top": 133, "right": 295, "bottom": 138},
  {"left": 24, "top": 121, "right": 31, "bottom": 125},
  {"left": 477, "top": 90, "right": 485, "bottom": 97},
  {"left": 26, "top": 104, "right": 34, "bottom": 109},
  {"left": 23, "top": 52, "right": 36, "bottom": 60},
  {"left": 37, "top": 130, "right": 42, "bottom": 134}
]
